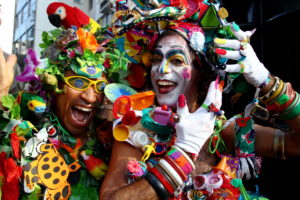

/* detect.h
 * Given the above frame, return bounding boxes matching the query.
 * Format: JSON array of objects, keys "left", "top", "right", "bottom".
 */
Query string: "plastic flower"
[
  {"left": 0, "top": 152, "right": 22, "bottom": 200},
  {"left": 77, "top": 28, "right": 99, "bottom": 53},
  {"left": 127, "top": 160, "right": 141, "bottom": 174}
]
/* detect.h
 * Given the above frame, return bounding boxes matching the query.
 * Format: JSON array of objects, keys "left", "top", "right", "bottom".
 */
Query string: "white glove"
[
  {"left": 214, "top": 23, "right": 269, "bottom": 88},
  {"left": 175, "top": 80, "right": 223, "bottom": 155}
]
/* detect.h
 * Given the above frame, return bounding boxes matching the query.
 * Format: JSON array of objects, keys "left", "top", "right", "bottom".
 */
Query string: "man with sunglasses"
[{"left": 0, "top": 20, "right": 128, "bottom": 199}]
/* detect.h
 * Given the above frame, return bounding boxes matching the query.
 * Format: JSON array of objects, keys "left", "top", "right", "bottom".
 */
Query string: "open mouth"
[
  {"left": 71, "top": 105, "right": 93, "bottom": 127},
  {"left": 157, "top": 80, "right": 177, "bottom": 94}
]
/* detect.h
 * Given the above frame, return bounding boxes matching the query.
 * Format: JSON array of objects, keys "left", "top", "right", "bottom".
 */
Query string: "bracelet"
[
  {"left": 264, "top": 78, "right": 284, "bottom": 105},
  {"left": 171, "top": 145, "right": 196, "bottom": 170},
  {"left": 158, "top": 159, "right": 183, "bottom": 187},
  {"left": 279, "top": 92, "right": 300, "bottom": 120},
  {"left": 148, "top": 166, "right": 176, "bottom": 194},
  {"left": 164, "top": 155, "right": 188, "bottom": 181},
  {"left": 259, "top": 77, "right": 280, "bottom": 104},
  {"left": 167, "top": 146, "right": 194, "bottom": 175},
  {"left": 155, "top": 165, "right": 178, "bottom": 191},
  {"left": 277, "top": 83, "right": 296, "bottom": 111},
  {"left": 267, "top": 82, "right": 296, "bottom": 113},
  {"left": 145, "top": 172, "right": 170, "bottom": 200},
  {"left": 273, "top": 129, "right": 286, "bottom": 160},
  {"left": 267, "top": 81, "right": 287, "bottom": 105}
]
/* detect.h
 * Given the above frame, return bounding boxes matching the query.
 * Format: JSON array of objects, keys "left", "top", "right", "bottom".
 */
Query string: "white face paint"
[{"left": 151, "top": 34, "right": 194, "bottom": 107}]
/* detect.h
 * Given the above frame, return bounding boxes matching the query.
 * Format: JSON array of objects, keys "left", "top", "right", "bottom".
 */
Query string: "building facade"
[{"left": 12, "top": 0, "right": 103, "bottom": 57}]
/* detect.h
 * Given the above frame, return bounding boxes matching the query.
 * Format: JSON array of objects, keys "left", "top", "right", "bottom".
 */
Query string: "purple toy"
[{"left": 16, "top": 48, "right": 40, "bottom": 82}]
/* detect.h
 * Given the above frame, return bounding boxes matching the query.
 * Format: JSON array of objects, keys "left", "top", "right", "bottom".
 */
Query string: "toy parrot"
[
  {"left": 16, "top": 91, "right": 46, "bottom": 120},
  {"left": 47, "top": 2, "right": 100, "bottom": 33}
]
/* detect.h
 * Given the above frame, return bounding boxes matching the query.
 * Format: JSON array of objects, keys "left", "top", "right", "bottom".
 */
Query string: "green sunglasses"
[{"left": 64, "top": 76, "right": 108, "bottom": 93}]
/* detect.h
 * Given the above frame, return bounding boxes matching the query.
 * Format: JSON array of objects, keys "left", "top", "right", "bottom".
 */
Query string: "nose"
[
  {"left": 81, "top": 86, "right": 97, "bottom": 103},
  {"left": 158, "top": 59, "right": 172, "bottom": 74}
]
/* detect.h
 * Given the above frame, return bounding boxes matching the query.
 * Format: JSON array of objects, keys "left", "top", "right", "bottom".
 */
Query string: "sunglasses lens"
[
  {"left": 68, "top": 77, "right": 90, "bottom": 90},
  {"left": 96, "top": 81, "right": 107, "bottom": 92}
]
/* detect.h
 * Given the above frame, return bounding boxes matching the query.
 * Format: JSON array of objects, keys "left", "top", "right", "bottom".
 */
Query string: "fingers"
[
  {"left": 229, "top": 23, "right": 255, "bottom": 41},
  {"left": 7, "top": 54, "right": 17, "bottom": 69},
  {"left": 222, "top": 63, "right": 243, "bottom": 73},
  {"left": 176, "top": 94, "right": 189, "bottom": 116},
  {"left": 215, "top": 48, "right": 243, "bottom": 61},
  {"left": 0, "top": 48, "right": 6, "bottom": 72},
  {"left": 201, "top": 80, "right": 223, "bottom": 109},
  {"left": 214, "top": 38, "right": 241, "bottom": 49}
]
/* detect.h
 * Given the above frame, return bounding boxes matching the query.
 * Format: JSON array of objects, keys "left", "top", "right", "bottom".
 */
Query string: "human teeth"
[
  {"left": 157, "top": 80, "right": 175, "bottom": 86},
  {"left": 74, "top": 106, "right": 92, "bottom": 112}
]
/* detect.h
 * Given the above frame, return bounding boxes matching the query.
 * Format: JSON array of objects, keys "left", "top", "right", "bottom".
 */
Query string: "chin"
[{"left": 156, "top": 95, "right": 177, "bottom": 108}]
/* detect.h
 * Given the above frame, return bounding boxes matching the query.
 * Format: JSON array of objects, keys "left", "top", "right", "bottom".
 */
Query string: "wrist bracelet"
[
  {"left": 171, "top": 145, "right": 195, "bottom": 170},
  {"left": 155, "top": 165, "right": 178, "bottom": 191},
  {"left": 167, "top": 147, "right": 194, "bottom": 175},
  {"left": 164, "top": 155, "right": 188, "bottom": 181},
  {"left": 264, "top": 78, "right": 284, "bottom": 105},
  {"left": 259, "top": 77, "right": 280, "bottom": 104},
  {"left": 273, "top": 129, "right": 286, "bottom": 160},
  {"left": 267, "top": 81, "right": 287, "bottom": 106},
  {"left": 145, "top": 172, "right": 170, "bottom": 200},
  {"left": 279, "top": 92, "right": 300, "bottom": 120},
  {"left": 158, "top": 159, "right": 183, "bottom": 187},
  {"left": 267, "top": 82, "right": 295, "bottom": 113},
  {"left": 148, "top": 166, "right": 176, "bottom": 194}
]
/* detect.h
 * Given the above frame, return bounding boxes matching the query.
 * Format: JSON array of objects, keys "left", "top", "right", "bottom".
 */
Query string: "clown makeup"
[{"left": 151, "top": 33, "right": 196, "bottom": 107}]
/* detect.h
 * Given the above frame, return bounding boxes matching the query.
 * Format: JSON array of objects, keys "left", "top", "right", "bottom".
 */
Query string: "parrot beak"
[{"left": 48, "top": 14, "right": 61, "bottom": 28}]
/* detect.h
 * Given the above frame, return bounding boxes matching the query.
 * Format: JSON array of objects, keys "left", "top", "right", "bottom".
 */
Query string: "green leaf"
[
  {"left": 42, "top": 31, "right": 48, "bottom": 43},
  {"left": 1, "top": 94, "right": 15, "bottom": 110},
  {"left": 76, "top": 58, "right": 86, "bottom": 67},
  {"left": 11, "top": 104, "right": 20, "bottom": 120},
  {"left": 50, "top": 28, "right": 62, "bottom": 38},
  {"left": 83, "top": 49, "right": 93, "bottom": 59},
  {"left": 39, "top": 43, "right": 48, "bottom": 48},
  {"left": 85, "top": 149, "right": 93, "bottom": 155}
]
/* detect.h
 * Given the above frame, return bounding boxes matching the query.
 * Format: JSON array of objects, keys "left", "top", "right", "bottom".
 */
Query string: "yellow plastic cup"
[{"left": 113, "top": 125, "right": 130, "bottom": 141}]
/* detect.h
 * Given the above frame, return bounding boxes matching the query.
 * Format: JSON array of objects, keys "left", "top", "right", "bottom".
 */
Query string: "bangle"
[
  {"left": 259, "top": 77, "right": 280, "bottom": 103},
  {"left": 164, "top": 155, "right": 188, "bottom": 181},
  {"left": 171, "top": 145, "right": 195, "bottom": 170},
  {"left": 264, "top": 78, "right": 284, "bottom": 105},
  {"left": 279, "top": 92, "right": 300, "bottom": 120},
  {"left": 155, "top": 165, "right": 178, "bottom": 191},
  {"left": 277, "top": 83, "right": 296, "bottom": 111},
  {"left": 267, "top": 83, "right": 296, "bottom": 113},
  {"left": 148, "top": 166, "right": 175, "bottom": 194},
  {"left": 267, "top": 81, "right": 287, "bottom": 105},
  {"left": 167, "top": 146, "right": 194, "bottom": 175},
  {"left": 145, "top": 172, "right": 170, "bottom": 200},
  {"left": 158, "top": 159, "right": 183, "bottom": 187},
  {"left": 273, "top": 129, "right": 286, "bottom": 160}
]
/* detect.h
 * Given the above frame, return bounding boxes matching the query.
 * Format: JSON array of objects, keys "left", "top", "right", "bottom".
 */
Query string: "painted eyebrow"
[
  {"left": 156, "top": 45, "right": 185, "bottom": 49},
  {"left": 166, "top": 49, "right": 189, "bottom": 63},
  {"left": 152, "top": 49, "right": 163, "bottom": 56}
]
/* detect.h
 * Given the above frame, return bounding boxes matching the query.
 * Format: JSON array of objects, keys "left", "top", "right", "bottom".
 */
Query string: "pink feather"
[{"left": 16, "top": 48, "right": 40, "bottom": 82}]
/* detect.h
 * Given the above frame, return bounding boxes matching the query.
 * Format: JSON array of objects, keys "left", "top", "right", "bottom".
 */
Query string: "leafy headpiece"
[{"left": 38, "top": 25, "right": 129, "bottom": 83}]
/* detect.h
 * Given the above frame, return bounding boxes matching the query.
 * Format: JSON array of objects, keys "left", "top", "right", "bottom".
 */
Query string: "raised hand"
[
  {"left": 175, "top": 80, "right": 223, "bottom": 155},
  {"left": 0, "top": 48, "right": 16, "bottom": 96},
  {"left": 214, "top": 23, "right": 269, "bottom": 88}
]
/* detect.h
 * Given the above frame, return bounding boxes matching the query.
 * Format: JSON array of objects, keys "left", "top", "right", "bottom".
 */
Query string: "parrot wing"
[{"left": 73, "top": 7, "right": 90, "bottom": 27}]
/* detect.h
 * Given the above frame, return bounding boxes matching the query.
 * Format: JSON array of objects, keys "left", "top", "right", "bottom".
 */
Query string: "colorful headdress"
[
  {"left": 112, "top": 0, "right": 229, "bottom": 65},
  {"left": 38, "top": 24, "right": 129, "bottom": 89}
]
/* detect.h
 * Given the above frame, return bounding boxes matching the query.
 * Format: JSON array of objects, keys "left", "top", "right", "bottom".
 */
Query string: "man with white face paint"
[
  {"left": 151, "top": 34, "right": 195, "bottom": 107},
  {"left": 101, "top": 1, "right": 300, "bottom": 199}
]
